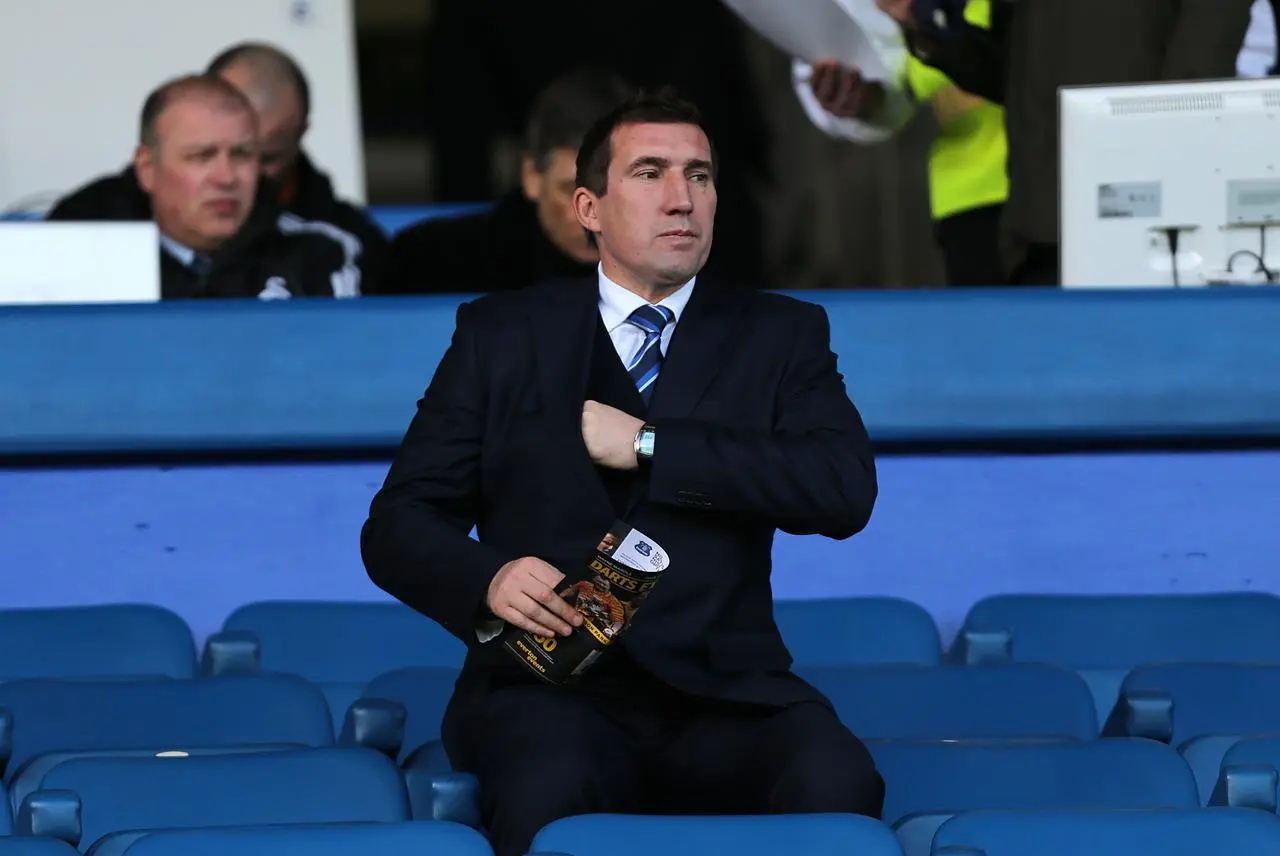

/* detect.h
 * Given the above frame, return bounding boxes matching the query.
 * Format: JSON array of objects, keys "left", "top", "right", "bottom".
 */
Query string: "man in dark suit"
[{"left": 361, "top": 90, "right": 883, "bottom": 856}]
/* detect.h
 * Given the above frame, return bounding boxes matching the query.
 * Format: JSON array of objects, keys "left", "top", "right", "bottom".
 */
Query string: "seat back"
[
  {"left": 0, "top": 606, "right": 195, "bottom": 680},
  {"left": 775, "top": 598, "right": 941, "bottom": 666},
  {"left": 1214, "top": 736, "right": 1280, "bottom": 811},
  {"left": 931, "top": 808, "right": 1280, "bottom": 855},
  {"left": 100, "top": 821, "right": 494, "bottom": 856},
  {"left": 871, "top": 738, "right": 1199, "bottom": 825},
  {"left": 1, "top": 778, "right": 9, "bottom": 834},
  {"left": 1108, "top": 663, "right": 1280, "bottom": 745},
  {"left": 24, "top": 748, "right": 409, "bottom": 850},
  {"left": 0, "top": 675, "right": 333, "bottom": 780},
  {"left": 359, "top": 667, "right": 461, "bottom": 760},
  {"left": 531, "top": 813, "right": 904, "bottom": 856},
  {"left": 0, "top": 840, "right": 78, "bottom": 856},
  {"left": 797, "top": 664, "right": 1097, "bottom": 741}
]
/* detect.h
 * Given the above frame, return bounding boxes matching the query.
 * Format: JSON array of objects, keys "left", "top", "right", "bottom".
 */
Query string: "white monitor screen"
[{"left": 0, "top": 222, "right": 161, "bottom": 304}]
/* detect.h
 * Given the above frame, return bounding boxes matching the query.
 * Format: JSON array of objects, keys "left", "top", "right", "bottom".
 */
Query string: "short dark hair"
[
  {"left": 524, "top": 69, "right": 634, "bottom": 172},
  {"left": 207, "top": 42, "right": 311, "bottom": 119},
  {"left": 574, "top": 87, "right": 718, "bottom": 198},
  {"left": 139, "top": 74, "right": 255, "bottom": 148}
]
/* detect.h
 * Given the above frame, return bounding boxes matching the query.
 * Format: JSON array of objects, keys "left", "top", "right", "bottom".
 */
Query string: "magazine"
[{"left": 500, "top": 520, "right": 669, "bottom": 684}]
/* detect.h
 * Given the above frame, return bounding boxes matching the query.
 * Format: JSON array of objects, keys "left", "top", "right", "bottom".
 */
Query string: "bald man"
[
  {"left": 207, "top": 42, "right": 387, "bottom": 291},
  {"left": 48, "top": 74, "right": 363, "bottom": 300}
]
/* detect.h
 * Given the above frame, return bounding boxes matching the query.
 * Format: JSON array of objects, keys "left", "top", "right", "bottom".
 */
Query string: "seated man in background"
[
  {"left": 48, "top": 75, "right": 362, "bottom": 300},
  {"left": 377, "top": 68, "right": 633, "bottom": 294},
  {"left": 207, "top": 41, "right": 387, "bottom": 290}
]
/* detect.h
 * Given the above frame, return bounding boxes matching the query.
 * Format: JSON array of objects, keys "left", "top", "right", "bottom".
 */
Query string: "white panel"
[
  {"left": 0, "top": 222, "right": 161, "bottom": 304},
  {"left": 0, "top": 0, "right": 364, "bottom": 213}
]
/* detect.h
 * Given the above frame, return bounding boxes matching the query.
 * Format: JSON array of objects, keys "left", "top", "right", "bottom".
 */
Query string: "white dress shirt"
[{"left": 596, "top": 264, "right": 696, "bottom": 367}]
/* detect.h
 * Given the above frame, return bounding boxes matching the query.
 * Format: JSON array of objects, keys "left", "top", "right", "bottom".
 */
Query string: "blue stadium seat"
[
  {"left": 1106, "top": 663, "right": 1280, "bottom": 802},
  {"left": 871, "top": 738, "right": 1199, "bottom": 856},
  {"left": 1, "top": 779, "right": 10, "bottom": 835},
  {"left": 774, "top": 598, "right": 941, "bottom": 666},
  {"left": 0, "top": 606, "right": 195, "bottom": 681},
  {"left": 530, "top": 813, "right": 904, "bottom": 856},
  {"left": 15, "top": 748, "right": 409, "bottom": 853},
  {"left": 400, "top": 741, "right": 481, "bottom": 827},
  {"left": 355, "top": 667, "right": 460, "bottom": 760},
  {"left": 202, "top": 601, "right": 465, "bottom": 726},
  {"left": 104, "top": 821, "right": 493, "bottom": 856},
  {"left": 931, "top": 808, "right": 1280, "bottom": 856},
  {"left": 0, "top": 675, "right": 335, "bottom": 810},
  {"left": 949, "top": 593, "right": 1280, "bottom": 721},
  {"left": 0, "top": 840, "right": 78, "bottom": 856},
  {"left": 1212, "top": 737, "right": 1280, "bottom": 812},
  {"left": 797, "top": 664, "right": 1097, "bottom": 741}
]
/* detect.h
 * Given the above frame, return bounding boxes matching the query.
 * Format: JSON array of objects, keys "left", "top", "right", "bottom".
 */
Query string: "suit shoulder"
[{"left": 741, "top": 290, "right": 830, "bottom": 327}]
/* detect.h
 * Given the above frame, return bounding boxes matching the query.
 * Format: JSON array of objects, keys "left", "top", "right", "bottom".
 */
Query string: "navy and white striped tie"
[{"left": 626, "top": 304, "right": 676, "bottom": 406}]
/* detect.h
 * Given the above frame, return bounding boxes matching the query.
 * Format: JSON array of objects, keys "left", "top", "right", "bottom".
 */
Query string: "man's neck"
[{"left": 600, "top": 258, "right": 685, "bottom": 303}]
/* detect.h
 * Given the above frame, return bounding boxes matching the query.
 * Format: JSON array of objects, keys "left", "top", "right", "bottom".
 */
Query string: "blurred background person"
[
  {"left": 794, "top": 0, "right": 1008, "bottom": 286},
  {"left": 48, "top": 75, "right": 363, "bottom": 300},
  {"left": 1237, "top": 0, "right": 1279, "bottom": 77},
  {"left": 208, "top": 42, "right": 388, "bottom": 291},
  {"left": 875, "top": 0, "right": 1255, "bottom": 285},
  {"left": 378, "top": 69, "right": 632, "bottom": 294}
]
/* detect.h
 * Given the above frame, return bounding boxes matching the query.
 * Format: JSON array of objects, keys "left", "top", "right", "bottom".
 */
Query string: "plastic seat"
[
  {"left": 15, "top": 748, "right": 409, "bottom": 854},
  {"left": 1108, "top": 663, "right": 1280, "bottom": 745},
  {"left": 871, "top": 738, "right": 1199, "bottom": 856},
  {"left": 0, "top": 606, "right": 195, "bottom": 681},
  {"left": 202, "top": 601, "right": 465, "bottom": 726},
  {"left": 0, "top": 841, "right": 78, "bottom": 855},
  {"left": 106, "top": 821, "right": 493, "bottom": 856},
  {"left": 774, "top": 597, "right": 941, "bottom": 666},
  {"left": 356, "top": 667, "right": 461, "bottom": 760},
  {"left": 1212, "top": 736, "right": 1280, "bottom": 812},
  {"left": 798, "top": 664, "right": 1097, "bottom": 741},
  {"left": 530, "top": 813, "right": 904, "bottom": 856},
  {"left": 950, "top": 593, "right": 1280, "bottom": 721},
  {"left": 0, "top": 675, "right": 339, "bottom": 812},
  {"left": 931, "top": 807, "right": 1280, "bottom": 855}
]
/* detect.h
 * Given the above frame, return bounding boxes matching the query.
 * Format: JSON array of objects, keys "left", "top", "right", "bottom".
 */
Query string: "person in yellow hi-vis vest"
[{"left": 793, "top": 0, "right": 1008, "bottom": 285}]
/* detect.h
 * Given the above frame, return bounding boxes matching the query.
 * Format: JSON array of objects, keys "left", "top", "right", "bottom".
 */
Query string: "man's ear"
[
  {"left": 520, "top": 154, "right": 544, "bottom": 202},
  {"left": 134, "top": 144, "right": 157, "bottom": 193},
  {"left": 573, "top": 186, "right": 601, "bottom": 239}
]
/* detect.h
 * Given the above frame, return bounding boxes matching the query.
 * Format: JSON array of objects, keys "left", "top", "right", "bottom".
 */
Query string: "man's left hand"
[{"left": 582, "top": 401, "right": 644, "bottom": 471}]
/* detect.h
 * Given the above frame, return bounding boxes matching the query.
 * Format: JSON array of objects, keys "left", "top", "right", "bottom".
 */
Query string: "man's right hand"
[
  {"left": 487, "top": 557, "right": 584, "bottom": 638},
  {"left": 809, "top": 60, "right": 886, "bottom": 120},
  {"left": 875, "top": 0, "right": 916, "bottom": 27}
]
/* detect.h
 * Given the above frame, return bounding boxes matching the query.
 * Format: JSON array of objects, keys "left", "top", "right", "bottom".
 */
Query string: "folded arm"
[
  {"left": 648, "top": 303, "right": 877, "bottom": 540},
  {"left": 360, "top": 301, "right": 514, "bottom": 643}
]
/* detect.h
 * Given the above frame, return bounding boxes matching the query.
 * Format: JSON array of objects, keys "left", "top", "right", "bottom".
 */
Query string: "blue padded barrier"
[
  {"left": 3, "top": 288, "right": 1279, "bottom": 455},
  {"left": 0, "top": 606, "right": 195, "bottom": 681}
]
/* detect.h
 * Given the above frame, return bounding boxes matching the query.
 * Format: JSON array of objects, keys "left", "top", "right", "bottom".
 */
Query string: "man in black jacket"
[
  {"left": 379, "top": 69, "right": 633, "bottom": 294},
  {"left": 47, "top": 75, "right": 361, "bottom": 300},
  {"left": 362, "top": 90, "right": 882, "bottom": 856},
  {"left": 207, "top": 42, "right": 388, "bottom": 290}
]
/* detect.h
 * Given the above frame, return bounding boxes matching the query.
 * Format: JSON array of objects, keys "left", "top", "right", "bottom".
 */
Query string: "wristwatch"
[{"left": 633, "top": 423, "right": 656, "bottom": 464}]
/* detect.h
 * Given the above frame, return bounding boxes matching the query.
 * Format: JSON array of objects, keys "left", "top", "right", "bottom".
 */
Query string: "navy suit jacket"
[{"left": 361, "top": 276, "right": 877, "bottom": 708}]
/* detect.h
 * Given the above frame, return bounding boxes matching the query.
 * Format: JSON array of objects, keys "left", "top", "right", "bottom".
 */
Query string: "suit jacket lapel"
[
  {"left": 529, "top": 278, "right": 616, "bottom": 514},
  {"left": 647, "top": 278, "right": 744, "bottom": 421}
]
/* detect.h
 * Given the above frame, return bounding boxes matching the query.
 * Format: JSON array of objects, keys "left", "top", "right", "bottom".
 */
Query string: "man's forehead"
[
  {"left": 612, "top": 122, "right": 711, "bottom": 163},
  {"left": 157, "top": 97, "right": 256, "bottom": 144}
]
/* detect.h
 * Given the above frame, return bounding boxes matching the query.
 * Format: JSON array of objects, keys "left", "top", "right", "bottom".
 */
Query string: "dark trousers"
[
  {"left": 934, "top": 203, "right": 1006, "bottom": 286},
  {"left": 444, "top": 654, "right": 884, "bottom": 856}
]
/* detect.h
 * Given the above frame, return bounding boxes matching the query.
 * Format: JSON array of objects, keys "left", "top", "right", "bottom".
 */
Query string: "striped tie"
[{"left": 626, "top": 304, "right": 676, "bottom": 406}]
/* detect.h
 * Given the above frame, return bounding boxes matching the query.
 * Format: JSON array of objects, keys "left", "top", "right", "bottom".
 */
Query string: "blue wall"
[
  {"left": 3, "top": 288, "right": 1279, "bottom": 456},
  {"left": 3, "top": 450, "right": 1275, "bottom": 643}
]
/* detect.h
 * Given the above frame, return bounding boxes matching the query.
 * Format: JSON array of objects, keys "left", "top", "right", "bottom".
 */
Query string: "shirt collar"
[
  {"left": 159, "top": 234, "right": 197, "bottom": 267},
  {"left": 597, "top": 263, "right": 696, "bottom": 334}
]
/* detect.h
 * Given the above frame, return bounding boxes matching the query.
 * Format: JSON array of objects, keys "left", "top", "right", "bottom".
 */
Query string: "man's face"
[
  {"left": 522, "top": 147, "right": 596, "bottom": 264},
  {"left": 576, "top": 122, "right": 716, "bottom": 290},
  {"left": 135, "top": 96, "right": 259, "bottom": 252},
  {"left": 218, "top": 65, "right": 305, "bottom": 181}
]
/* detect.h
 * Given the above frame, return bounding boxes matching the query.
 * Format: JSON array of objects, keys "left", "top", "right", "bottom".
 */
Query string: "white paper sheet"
[{"left": 722, "top": 0, "right": 904, "bottom": 80}]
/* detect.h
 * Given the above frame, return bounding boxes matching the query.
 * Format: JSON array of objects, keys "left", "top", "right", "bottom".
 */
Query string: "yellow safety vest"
[{"left": 904, "top": 0, "right": 1009, "bottom": 221}]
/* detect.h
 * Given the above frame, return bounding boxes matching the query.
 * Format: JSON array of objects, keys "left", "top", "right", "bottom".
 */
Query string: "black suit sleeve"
[
  {"left": 361, "top": 301, "right": 515, "bottom": 642},
  {"left": 647, "top": 304, "right": 877, "bottom": 540},
  {"left": 1160, "top": 0, "right": 1254, "bottom": 81}
]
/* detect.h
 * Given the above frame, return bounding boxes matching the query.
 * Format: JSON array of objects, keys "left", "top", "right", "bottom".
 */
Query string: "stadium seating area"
[{"left": 3, "top": 594, "right": 1280, "bottom": 854}]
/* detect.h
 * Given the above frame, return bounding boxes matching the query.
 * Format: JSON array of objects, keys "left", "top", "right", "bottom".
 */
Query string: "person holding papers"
[{"left": 362, "top": 89, "right": 882, "bottom": 856}]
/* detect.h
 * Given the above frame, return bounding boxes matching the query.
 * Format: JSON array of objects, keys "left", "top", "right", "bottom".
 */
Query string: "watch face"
[{"left": 638, "top": 429, "right": 656, "bottom": 458}]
